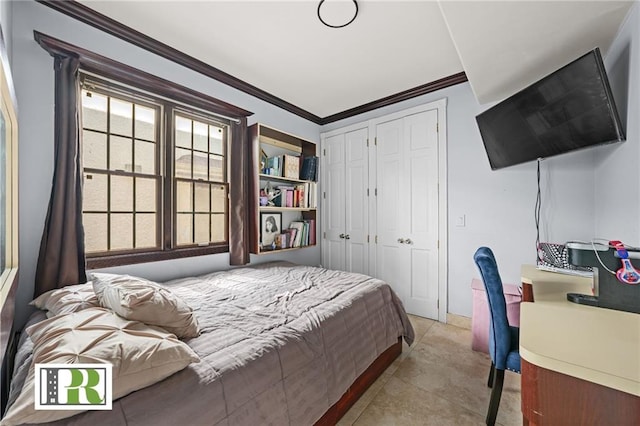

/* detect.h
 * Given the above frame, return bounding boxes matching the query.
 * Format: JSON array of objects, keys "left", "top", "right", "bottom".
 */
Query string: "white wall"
[
  {"left": 322, "top": 82, "right": 596, "bottom": 318},
  {"left": 11, "top": 1, "right": 321, "bottom": 328},
  {"left": 595, "top": 2, "right": 640, "bottom": 245}
]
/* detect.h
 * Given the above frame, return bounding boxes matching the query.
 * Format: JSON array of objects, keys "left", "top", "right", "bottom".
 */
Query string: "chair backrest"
[{"left": 473, "top": 247, "right": 511, "bottom": 369}]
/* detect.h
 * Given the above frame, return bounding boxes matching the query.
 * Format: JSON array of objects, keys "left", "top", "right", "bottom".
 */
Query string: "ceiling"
[{"left": 72, "top": 0, "right": 634, "bottom": 122}]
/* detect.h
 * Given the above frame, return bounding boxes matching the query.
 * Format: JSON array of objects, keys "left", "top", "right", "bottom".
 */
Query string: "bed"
[{"left": 2, "top": 262, "right": 414, "bottom": 425}]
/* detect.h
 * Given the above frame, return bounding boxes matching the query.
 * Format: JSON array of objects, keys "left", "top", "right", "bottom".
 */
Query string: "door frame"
[{"left": 320, "top": 98, "right": 449, "bottom": 323}]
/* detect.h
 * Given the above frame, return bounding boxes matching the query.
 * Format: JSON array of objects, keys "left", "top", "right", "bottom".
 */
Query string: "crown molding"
[
  {"left": 319, "top": 72, "right": 468, "bottom": 125},
  {"left": 38, "top": 0, "right": 467, "bottom": 125}
]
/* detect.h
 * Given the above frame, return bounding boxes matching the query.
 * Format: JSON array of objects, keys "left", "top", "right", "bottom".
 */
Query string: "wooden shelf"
[
  {"left": 259, "top": 206, "right": 316, "bottom": 212},
  {"left": 259, "top": 173, "right": 314, "bottom": 185},
  {"left": 258, "top": 244, "right": 316, "bottom": 255},
  {"left": 249, "top": 123, "right": 318, "bottom": 255}
]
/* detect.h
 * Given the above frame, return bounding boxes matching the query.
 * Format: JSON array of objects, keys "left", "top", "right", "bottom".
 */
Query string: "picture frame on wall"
[{"left": 260, "top": 212, "right": 281, "bottom": 249}]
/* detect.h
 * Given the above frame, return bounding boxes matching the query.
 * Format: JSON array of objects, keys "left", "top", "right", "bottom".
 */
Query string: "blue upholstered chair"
[{"left": 473, "top": 247, "right": 521, "bottom": 426}]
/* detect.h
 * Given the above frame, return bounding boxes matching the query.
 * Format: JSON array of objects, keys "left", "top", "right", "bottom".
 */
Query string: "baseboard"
[{"left": 446, "top": 313, "right": 471, "bottom": 330}]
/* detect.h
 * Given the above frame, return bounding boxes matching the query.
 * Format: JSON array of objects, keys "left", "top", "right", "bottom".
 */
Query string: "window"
[
  {"left": 0, "top": 43, "right": 18, "bottom": 302},
  {"left": 81, "top": 78, "right": 231, "bottom": 266},
  {"left": 173, "top": 112, "right": 228, "bottom": 246}
]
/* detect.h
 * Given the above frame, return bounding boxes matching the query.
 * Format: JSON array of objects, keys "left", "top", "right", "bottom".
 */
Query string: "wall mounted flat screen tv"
[{"left": 476, "top": 48, "right": 625, "bottom": 170}]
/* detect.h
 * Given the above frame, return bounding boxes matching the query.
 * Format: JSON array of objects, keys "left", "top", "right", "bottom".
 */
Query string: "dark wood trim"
[
  {"left": 36, "top": 1, "right": 467, "bottom": 125},
  {"left": 34, "top": 31, "right": 252, "bottom": 120},
  {"left": 86, "top": 244, "right": 229, "bottom": 269},
  {"left": 314, "top": 338, "right": 402, "bottom": 425},
  {"left": 521, "top": 358, "right": 640, "bottom": 425},
  {"left": 36, "top": 0, "right": 321, "bottom": 124},
  {"left": 319, "top": 72, "right": 468, "bottom": 124},
  {"left": 522, "top": 282, "right": 534, "bottom": 303}
]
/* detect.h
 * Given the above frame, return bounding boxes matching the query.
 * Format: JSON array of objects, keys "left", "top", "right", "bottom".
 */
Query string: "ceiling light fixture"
[{"left": 317, "top": 0, "right": 359, "bottom": 29}]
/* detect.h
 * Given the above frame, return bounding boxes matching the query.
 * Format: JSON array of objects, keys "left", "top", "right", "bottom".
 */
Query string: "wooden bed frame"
[{"left": 315, "top": 337, "right": 402, "bottom": 425}]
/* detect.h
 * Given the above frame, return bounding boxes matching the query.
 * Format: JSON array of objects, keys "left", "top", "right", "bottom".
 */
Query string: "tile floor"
[{"left": 337, "top": 315, "right": 522, "bottom": 426}]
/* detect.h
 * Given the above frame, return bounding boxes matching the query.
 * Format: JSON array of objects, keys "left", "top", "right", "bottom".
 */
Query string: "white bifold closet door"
[
  {"left": 375, "top": 109, "right": 439, "bottom": 319},
  {"left": 323, "top": 127, "right": 369, "bottom": 274}
]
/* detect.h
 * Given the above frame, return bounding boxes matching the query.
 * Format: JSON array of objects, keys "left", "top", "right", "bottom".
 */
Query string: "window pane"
[
  {"left": 211, "top": 185, "right": 226, "bottom": 213},
  {"left": 111, "top": 175, "right": 133, "bottom": 212},
  {"left": 110, "top": 135, "right": 133, "bottom": 172},
  {"left": 135, "top": 213, "right": 156, "bottom": 248},
  {"left": 135, "top": 177, "right": 156, "bottom": 212},
  {"left": 134, "top": 140, "right": 155, "bottom": 174},
  {"left": 209, "top": 125, "right": 224, "bottom": 154},
  {"left": 83, "top": 173, "right": 108, "bottom": 211},
  {"left": 83, "top": 213, "right": 108, "bottom": 253},
  {"left": 111, "top": 213, "right": 133, "bottom": 250},
  {"left": 175, "top": 116, "right": 191, "bottom": 148},
  {"left": 176, "top": 180, "right": 192, "bottom": 212},
  {"left": 193, "top": 121, "right": 208, "bottom": 152},
  {"left": 134, "top": 104, "right": 155, "bottom": 141},
  {"left": 110, "top": 98, "right": 133, "bottom": 137},
  {"left": 194, "top": 183, "right": 209, "bottom": 212},
  {"left": 193, "top": 151, "right": 209, "bottom": 181},
  {"left": 211, "top": 214, "right": 225, "bottom": 243},
  {"left": 209, "top": 154, "right": 224, "bottom": 182},
  {"left": 176, "top": 213, "right": 192, "bottom": 245},
  {"left": 82, "top": 91, "right": 107, "bottom": 132},
  {"left": 194, "top": 214, "right": 209, "bottom": 244},
  {"left": 175, "top": 148, "right": 191, "bottom": 178},
  {"left": 83, "top": 130, "right": 107, "bottom": 169}
]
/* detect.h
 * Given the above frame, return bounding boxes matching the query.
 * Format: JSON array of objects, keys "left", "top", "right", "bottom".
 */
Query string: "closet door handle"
[
  {"left": 397, "top": 238, "right": 405, "bottom": 244},
  {"left": 345, "top": 234, "right": 350, "bottom": 240},
  {"left": 339, "top": 233, "right": 346, "bottom": 239},
  {"left": 405, "top": 239, "right": 413, "bottom": 245}
]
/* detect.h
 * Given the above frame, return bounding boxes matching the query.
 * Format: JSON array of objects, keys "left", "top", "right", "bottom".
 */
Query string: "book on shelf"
[
  {"left": 275, "top": 232, "right": 290, "bottom": 249},
  {"left": 277, "top": 185, "right": 295, "bottom": 208},
  {"left": 300, "top": 156, "right": 318, "bottom": 181},
  {"left": 284, "top": 227, "right": 298, "bottom": 248},
  {"left": 265, "top": 156, "right": 281, "bottom": 177},
  {"left": 305, "top": 219, "right": 316, "bottom": 246},
  {"left": 289, "top": 221, "right": 306, "bottom": 247},
  {"left": 283, "top": 154, "right": 301, "bottom": 179}
]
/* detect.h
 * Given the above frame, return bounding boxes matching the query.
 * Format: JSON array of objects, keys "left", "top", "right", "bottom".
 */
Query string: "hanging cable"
[{"left": 534, "top": 159, "right": 542, "bottom": 259}]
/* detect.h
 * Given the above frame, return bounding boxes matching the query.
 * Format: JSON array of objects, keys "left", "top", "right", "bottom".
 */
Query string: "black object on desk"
[
  {"left": 566, "top": 293, "right": 599, "bottom": 306},
  {"left": 566, "top": 243, "right": 640, "bottom": 314}
]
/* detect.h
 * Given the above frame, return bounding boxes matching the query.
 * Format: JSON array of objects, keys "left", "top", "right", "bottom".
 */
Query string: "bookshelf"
[{"left": 248, "top": 123, "right": 318, "bottom": 254}]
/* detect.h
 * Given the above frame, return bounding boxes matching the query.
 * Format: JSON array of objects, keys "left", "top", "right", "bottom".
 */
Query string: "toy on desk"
[
  {"left": 610, "top": 240, "right": 640, "bottom": 285},
  {"left": 565, "top": 241, "right": 640, "bottom": 314}
]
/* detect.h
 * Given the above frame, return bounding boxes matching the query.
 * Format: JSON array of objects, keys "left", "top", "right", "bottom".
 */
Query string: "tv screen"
[{"left": 476, "top": 48, "right": 625, "bottom": 170}]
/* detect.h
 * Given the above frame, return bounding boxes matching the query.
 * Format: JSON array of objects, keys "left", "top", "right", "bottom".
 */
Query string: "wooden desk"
[{"left": 519, "top": 265, "right": 640, "bottom": 425}]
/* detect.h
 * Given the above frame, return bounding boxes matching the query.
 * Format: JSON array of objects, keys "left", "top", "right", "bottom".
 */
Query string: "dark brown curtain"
[
  {"left": 34, "top": 54, "right": 86, "bottom": 297},
  {"left": 229, "top": 118, "right": 250, "bottom": 265}
]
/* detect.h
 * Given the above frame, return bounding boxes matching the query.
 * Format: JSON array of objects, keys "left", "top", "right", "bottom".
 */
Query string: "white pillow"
[
  {"left": 90, "top": 272, "right": 200, "bottom": 338},
  {"left": 30, "top": 283, "right": 99, "bottom": 317},
  {"left": 2, "top": 307, "right": 200, "bottom": 425}
]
